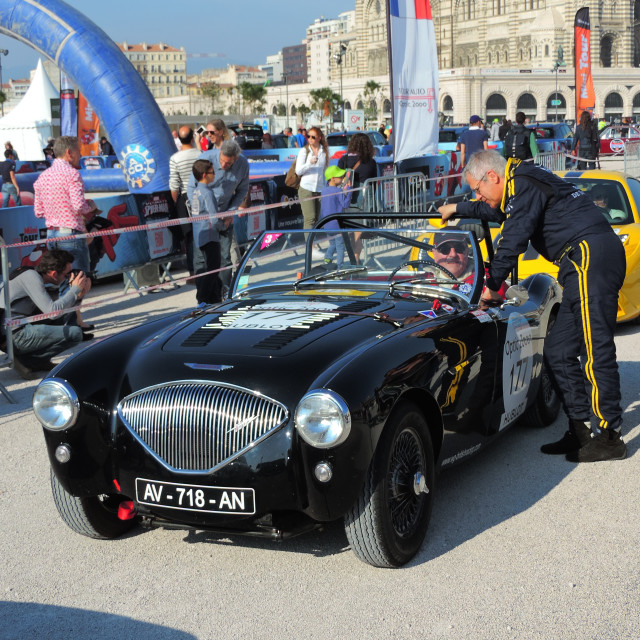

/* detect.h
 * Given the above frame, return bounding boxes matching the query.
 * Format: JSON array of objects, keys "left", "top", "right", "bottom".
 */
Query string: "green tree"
[
  {"left": 237, "top": 82, "right": 266, "bottom": 116},
  {"left": 364, "top": 80, "right": 381, "bottom": 123},
  {"left": 276, "top": 103, "right": 286, "bottom": 116},
  {"left": 201, "top": 81, "right": 221, "bottom": 114},
  {"left": 297, "top": 104, "right": 310, "bottom": 118},
  {"left": 309, "top": 87, "right": 341, "bottom": 114},
  {"left": 0, "top": 90, "right": 6, "bottom": 105}
]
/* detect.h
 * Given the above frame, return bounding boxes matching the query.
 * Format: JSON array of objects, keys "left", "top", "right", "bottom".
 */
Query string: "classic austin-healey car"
[{"left": 33, "top": 214, "right": 562, "bottom": 568}]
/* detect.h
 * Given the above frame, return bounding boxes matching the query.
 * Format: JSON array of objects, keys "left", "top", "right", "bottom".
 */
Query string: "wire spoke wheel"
[
  {"left": 345, "top": 401, "right": 435, "bottom": 567},
  {"left": 387, "top": 427, "right": 426, "bottom": 538}
]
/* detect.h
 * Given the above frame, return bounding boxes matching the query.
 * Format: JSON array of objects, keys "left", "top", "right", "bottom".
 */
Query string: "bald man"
[{"left": 169, "top": 126, "right": 202, "bottom": 272}]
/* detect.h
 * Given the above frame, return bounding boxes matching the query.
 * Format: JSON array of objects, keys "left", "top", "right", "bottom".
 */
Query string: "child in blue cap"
[{"left": 319, "top": 165, "right": 352, "bottom": 268}]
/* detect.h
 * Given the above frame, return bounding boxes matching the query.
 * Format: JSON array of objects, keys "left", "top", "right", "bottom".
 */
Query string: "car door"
[{"left": 483, "top": 297, "right": 543, "bottom": 434}]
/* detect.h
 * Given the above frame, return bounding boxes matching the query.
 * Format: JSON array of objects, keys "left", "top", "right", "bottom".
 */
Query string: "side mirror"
[{"left": 501, "top": 284, "right": 529, "bottom": 309}]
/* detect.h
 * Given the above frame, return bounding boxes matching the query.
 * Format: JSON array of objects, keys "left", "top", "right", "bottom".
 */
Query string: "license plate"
[{"left": 135, "top": 478, "right": 255, "bottom": 515}]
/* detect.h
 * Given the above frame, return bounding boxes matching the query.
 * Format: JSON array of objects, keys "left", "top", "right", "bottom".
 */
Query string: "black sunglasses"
[{"left": 436, "top": 242, "right": 467, "bottom": 254}]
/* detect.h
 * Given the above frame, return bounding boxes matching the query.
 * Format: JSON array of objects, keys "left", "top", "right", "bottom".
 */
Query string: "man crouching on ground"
[{"left": 1, "top": 249, "right": 91, "bottom": 379}]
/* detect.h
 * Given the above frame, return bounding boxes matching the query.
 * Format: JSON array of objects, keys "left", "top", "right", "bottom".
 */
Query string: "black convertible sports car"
[{"left": 34, "top": 215, "right": 562, "bottom": 567}]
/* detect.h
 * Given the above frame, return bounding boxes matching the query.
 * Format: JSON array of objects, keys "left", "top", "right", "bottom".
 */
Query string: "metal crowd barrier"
[
  {"left": 362, "top": 172, "right": 430, "bottom": 214},
  {"left": 356, "top": 172, "right": 471, "bottom": 265},
  {"left": 624, "top": 141, "right": 640, "bottom": 178},
  {"left": 535, "top": 151, "right": 567, "bottom": 172}
]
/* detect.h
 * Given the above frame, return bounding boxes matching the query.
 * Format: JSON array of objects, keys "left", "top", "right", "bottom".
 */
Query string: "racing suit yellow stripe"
[{"left": 571, "top": 241, "right": 606, "bottom": 427}]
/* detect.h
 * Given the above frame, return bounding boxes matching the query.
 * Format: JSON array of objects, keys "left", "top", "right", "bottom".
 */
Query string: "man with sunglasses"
[
  {"left": 433, "top": 234, "right": 472, "bottom": 280},
  {"left": 438, "top": 150, "right": 626, "bottom": 463}
]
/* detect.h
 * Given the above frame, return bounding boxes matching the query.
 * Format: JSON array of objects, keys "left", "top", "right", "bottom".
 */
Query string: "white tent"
[{"left": 0, "top": 59, "right": 57, "bottom": 161}]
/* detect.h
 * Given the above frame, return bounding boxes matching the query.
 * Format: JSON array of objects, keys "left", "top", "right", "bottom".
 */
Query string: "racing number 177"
[{"left": 509, "top": 359, "right": 528, "bottom": 395}]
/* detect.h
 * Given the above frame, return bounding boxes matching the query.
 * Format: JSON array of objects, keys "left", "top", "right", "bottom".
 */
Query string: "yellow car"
[{"left": 469, "top": 170, "right": 640, "bottom": 323}]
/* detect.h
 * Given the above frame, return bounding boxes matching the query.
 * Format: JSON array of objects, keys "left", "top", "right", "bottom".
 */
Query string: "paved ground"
[{"left": 0, "top": 272, "right": 639, "bottom": 640}]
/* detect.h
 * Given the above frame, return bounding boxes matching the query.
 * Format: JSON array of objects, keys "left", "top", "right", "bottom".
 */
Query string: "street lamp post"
[
  {"left": 553, "top": 46, "right": 566, "bottom": 123},
  {"left": 284, "top": 74, "right": 289, "bottom": 131},
  {"left": 333, "top": 43, "right": 347, "bottom": 128},
  {"left": 0, "top": 49, "right": 8, "bottom": 117}
]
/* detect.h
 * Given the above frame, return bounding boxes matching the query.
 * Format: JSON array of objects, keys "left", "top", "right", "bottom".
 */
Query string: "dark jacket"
[
  {"left": 572, "top": 123, "right": 600, "bottom": 159},
  {"left": 456, "top": 159, "right": 613, "bottom": 290}
]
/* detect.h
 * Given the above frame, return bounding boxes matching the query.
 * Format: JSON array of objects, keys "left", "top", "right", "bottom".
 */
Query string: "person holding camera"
[{"left": 0, "top": 249, "right": 92, "bottom": 379}]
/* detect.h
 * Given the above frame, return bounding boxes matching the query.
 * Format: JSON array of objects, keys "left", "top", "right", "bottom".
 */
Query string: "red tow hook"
[{"left": 117, "top": 500, "right": 137, "bottom": 520}]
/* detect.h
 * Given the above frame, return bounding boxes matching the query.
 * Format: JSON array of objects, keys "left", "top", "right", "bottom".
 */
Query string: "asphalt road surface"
[{"left": 0, "top": 279, "right": 638, "bottom": 640}]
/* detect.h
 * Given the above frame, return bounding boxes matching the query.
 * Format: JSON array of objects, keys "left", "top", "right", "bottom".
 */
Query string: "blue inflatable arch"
[{"left": 0, "top": 0, "right": 174, "bottom": 193}]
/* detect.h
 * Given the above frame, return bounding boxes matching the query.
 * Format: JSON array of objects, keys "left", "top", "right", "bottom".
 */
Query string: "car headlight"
[
  {"left": 33, "top": 379, "right": 80, "bottom": 431},
  {"left": 294, "top": 389, "right": 351, "bottom": 448}
]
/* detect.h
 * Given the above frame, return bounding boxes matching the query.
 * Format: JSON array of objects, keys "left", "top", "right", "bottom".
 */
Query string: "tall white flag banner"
[{"left": 388, "top": 0, "right": 439, "bottom": 162}]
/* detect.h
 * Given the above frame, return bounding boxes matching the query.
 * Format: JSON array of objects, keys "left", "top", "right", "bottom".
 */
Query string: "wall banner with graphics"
[
  {"left": 77, "top": 93, "right": 100, "bottom": 156},
  {"left": 388, "top": 0, "right": 439, "bottom": 163},
  {"left": 574, "top": 7, "right": 595, "bottom": 121}
]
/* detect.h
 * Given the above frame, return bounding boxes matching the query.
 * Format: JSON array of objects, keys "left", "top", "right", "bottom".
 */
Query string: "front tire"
[
  {"left": 50, "top": 469, "right": 136, "bottom": 539},
  {"left": 345, "top": 402, "right": 435, "bottom": 567}
]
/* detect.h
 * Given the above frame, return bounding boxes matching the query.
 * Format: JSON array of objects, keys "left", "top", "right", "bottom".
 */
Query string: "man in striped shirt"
[
  {"left": 169, "top": 126, "right": 201, "bottom": 273},
  {"left": 34, "top": 136, "right": 99, "bottom": 273}
]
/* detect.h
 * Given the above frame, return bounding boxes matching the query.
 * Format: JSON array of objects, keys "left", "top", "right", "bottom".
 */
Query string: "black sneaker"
[
  {"left": 12, "top": 357, "right": 40, "bottom": 380},
  {"left": 566, "top": 431, "right": 627, "bottom": 463},
  {"left": 541, "top": 419, "right": 591, "bottom": 455}
]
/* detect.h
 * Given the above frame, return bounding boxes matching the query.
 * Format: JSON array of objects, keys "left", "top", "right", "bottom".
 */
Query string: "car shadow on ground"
[
  {"left": 174, "top": 402, "right": 639, "bottom": 568},
  {"left": 0, "top": 601, "right": 197, "bottom": 640}
]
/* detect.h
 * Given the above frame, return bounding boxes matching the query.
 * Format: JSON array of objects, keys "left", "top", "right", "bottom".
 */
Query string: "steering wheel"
[{"left": 388, "top": 259, "right": 458, "bottom": 282}]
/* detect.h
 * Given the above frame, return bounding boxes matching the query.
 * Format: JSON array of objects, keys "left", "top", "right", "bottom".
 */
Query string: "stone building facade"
[
  {"left": 265, "top": 0, "right": 640, "bottom": 126},
  {"left": 433, "top": 0, "right": 640, "bottom": 123},
  {"left": 117, "top": 42, "right": 187, "bottom": 100}
]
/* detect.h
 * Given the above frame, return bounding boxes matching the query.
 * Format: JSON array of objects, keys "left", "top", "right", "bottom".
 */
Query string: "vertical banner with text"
[
  {"left": 77, "top": 94, "right": 100, "bottom": 156},
  {"left": 574, "top": 7, "right": 595, "bottom": 121},
  {"left": 59, "top": 71, "right": 77, "bottom": 137},
  {"left": 388, "top": 0, "right": 439, "bottom": 163}
]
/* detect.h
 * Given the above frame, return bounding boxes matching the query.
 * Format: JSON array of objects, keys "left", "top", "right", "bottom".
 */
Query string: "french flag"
[
  {"left": 389, "top": 0, "right": 432, "bottom": 19},
  {"left": 388, "top": 0, "right": 439, "bottom": 162}
]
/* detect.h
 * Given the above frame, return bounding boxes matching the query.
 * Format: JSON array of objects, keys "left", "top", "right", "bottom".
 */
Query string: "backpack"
[
  {"left": 285, "top": 145, "right": 307, "bottom": 189},
  {"left": 504, "top": 129, "right": 533, "bottom": 160}
]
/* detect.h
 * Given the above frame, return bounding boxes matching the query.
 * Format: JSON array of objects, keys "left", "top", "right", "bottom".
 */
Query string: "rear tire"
[
  {"left": 345, "top": 402, "right": 435, "bottom": 567},
  {"left": 522, "top": 314, "right": 561, "bottom": 428},
  {"left": 521, "top": 361, "right": 561, "bottom": 428},
  {"left": 50, "top": 469, "right": 136, "bottom": 539}
]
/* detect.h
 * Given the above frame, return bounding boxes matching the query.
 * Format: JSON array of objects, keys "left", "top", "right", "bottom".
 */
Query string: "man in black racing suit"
[{"left": 438, "top": 150, "right": 626, "bottom": 462}]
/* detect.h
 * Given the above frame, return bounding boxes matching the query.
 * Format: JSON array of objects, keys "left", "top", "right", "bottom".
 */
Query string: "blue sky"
[{"left": 1, "top": 0, "right": 353, "bottom": 79}]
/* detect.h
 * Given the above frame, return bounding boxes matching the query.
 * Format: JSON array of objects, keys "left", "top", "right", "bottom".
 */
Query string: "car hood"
[{"left": 120, "top": 296, "right": 402, "bottom": 398}]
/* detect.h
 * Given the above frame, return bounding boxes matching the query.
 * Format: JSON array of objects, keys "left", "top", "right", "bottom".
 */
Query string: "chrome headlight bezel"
[
  {"left": 294, "top": 389, "right": 351, "bottom": 449},
  {"left": 32, "top": 378, "right": 80, "bottom": 431}
]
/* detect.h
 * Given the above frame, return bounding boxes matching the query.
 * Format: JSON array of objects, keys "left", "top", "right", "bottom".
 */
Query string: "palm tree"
[
  {"left": 237, "top": 82, "right": 266, "bottom": 118},
  {"left": 364, "top": 80, "right": 381, "bottom": 124},
  {"left": 200, "top": 82, "right": 221, "bottom": 115}
]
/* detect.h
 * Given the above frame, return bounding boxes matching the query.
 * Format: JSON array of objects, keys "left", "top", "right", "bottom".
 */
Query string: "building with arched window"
[
  {"left": 265, "top": 1, "right": 640, "bottom": 128},
  {"left": 434, "top": 0, "right": 640, "bottom": 123}
]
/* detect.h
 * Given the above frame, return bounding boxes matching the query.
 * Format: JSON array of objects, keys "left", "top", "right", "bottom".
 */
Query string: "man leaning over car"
[{"left": 438, "top": 150, "right": 626, "bottom": 463}]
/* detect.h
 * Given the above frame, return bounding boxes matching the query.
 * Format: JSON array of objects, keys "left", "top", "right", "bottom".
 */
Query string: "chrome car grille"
[{"left": 117, "top": 382, "right": 288, "bottom": 473}]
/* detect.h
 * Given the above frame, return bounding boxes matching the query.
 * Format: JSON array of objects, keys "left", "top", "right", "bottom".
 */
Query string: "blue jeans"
[
  {"left": 324, "top": 233, "right": 345, "bottom": 268},
  {"left": 218, "top": 225, "right": 234, "bottom": 288},
  {"left": 12, "top": 320, "right": 82, "bottom": 364},
  {"left": 47, "top": 228, "right": 90, "bottom": 273},
  {"left": 1, "top": 183, "right": 21, "bottom": 207}
]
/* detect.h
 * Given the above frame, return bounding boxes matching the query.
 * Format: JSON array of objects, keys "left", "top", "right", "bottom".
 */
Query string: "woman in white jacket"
[{"left": 295, "top": 126, "right": 328, "bottom": 229}]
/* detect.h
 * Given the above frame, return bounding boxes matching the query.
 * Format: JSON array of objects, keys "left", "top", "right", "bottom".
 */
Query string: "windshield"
[
  {"left": 563, "top": 178, "right": 633, "bottom": 225},
  {"left": 232, "top": 225, "right": 483, "bottom": 303}
]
